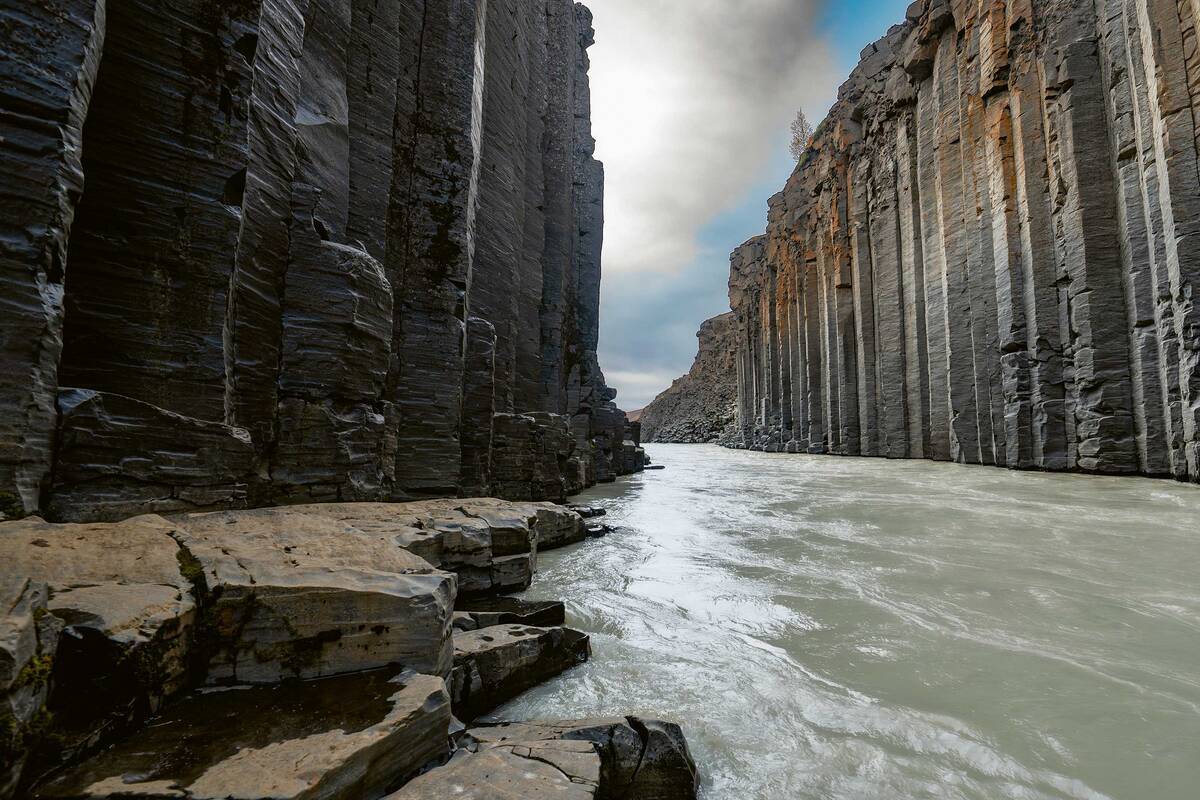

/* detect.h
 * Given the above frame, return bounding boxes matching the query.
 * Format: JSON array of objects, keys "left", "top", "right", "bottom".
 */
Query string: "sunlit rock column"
[{"left": 727, "top": 0, "right": 1200, "bottom": 483}]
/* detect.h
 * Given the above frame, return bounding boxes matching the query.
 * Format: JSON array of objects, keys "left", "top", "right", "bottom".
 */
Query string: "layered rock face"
[
  {"left": 0, "top": 500, "right": 647, "bottom": 797},
  {"left": 0, "top": 0, "right": 641, "bottom": 523},
  {"left": 729, "top": 0, "right": 1200, "bottom": 482},
  {"left": 640, "top": 313, "right": 739, "bottom": 444}
]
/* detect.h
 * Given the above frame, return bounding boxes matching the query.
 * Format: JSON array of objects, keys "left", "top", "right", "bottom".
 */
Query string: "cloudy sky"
[{"left": 588, "top": 0, "right": 911, "bottom": 409}]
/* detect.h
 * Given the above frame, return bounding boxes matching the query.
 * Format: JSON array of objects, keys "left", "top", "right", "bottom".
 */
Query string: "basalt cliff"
[
  {"left": 0, "top": 3, "right": 693, "bottom": 799},
  {"left": 640, "top": 313, "right": 738, "bottom": 444},
  {"left": 728, "top": 0, "right": 1200, "bottom": 481},
  {"left": 1, "top": 0, "right": 643, "bottom": 526}
]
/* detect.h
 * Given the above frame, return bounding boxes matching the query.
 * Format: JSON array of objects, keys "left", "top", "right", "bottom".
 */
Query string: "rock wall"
[
  {"left": 729, "top": 0, "right": 1200, "bottom": 483},
  {"left": 0, "top": 0, "right": 641, "bottom": 522},
  {"left": 640, "top": 313, "right": 739, "bottom": 444}
]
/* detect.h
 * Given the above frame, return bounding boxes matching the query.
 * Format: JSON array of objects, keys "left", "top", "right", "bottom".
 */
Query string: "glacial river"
[{"left": 497, "top": 444, "right": 1200, "bottom": 800}]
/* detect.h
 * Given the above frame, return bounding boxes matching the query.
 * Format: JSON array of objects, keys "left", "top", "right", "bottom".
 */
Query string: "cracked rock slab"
[
  {"left": 33, "top": 670, "right": 451, "bottom": 800},
  {"left": 167, "top": 508, "right": 455, "bottom": 684},
  {"left": 467, "top": 718, "right": 700, "bottom": 800},
  {"left": 0, "top": 515, "right": 195, "bottom": 773},
  {"left": 384, "top": 737, "right": 600, "bottom": 800},
  {"left": 450, "top": 624, "right": 590, "bottom": 721}
]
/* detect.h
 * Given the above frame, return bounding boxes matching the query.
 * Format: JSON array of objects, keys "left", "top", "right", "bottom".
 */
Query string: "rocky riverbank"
[
  {"left": 639, "top": 314, "right": 739, "bottom": 445},
  {"left": 1, "top": 499, "right": 698, "bottom": 799}
]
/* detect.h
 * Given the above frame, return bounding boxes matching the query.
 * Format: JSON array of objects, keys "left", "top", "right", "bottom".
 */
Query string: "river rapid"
[{"left": 496, "top": 444, "right": 1200, "bottom": 800}]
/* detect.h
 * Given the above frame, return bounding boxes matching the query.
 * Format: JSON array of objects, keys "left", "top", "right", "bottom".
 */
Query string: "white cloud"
[{"left": 587, "top": 0, "right": 842, "bottom": 278}]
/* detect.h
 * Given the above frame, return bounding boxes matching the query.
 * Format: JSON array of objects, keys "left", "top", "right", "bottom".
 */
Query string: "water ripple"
[{"left": 500, "top": 445, "right": 1200, "bottom": 800}]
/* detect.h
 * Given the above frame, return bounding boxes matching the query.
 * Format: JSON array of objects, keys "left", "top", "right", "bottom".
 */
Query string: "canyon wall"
[
  {"left": 0, "top": 0, "right": 641, "bottom": 522},
  {"left": 640, "top": 313, "right": 739, "bottom": 444},
  {"left": 730, "top": 0, "right": 1200, "bottom": 482}
]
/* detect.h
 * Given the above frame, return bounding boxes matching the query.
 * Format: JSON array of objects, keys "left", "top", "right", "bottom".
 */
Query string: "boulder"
[
  {"left": 517, "top": 502, "right": 586, "bottom": 550},
  {"left": 33, "top": 670, "right": 451, "bottom": 800},
  {"left": 0, "top": 515, "right": 195, "bottom": 774},
  {"left": 466, "top": 718, "right": 700, "bottom": 800},
  {"left": 167, "top": 508, "right": 455, "bottom": 684},
  {"left": 385, "top": 737, "right": 600, "bottom": 799},
  {"left": 450, "top": 625, "right": 590, "bottom": 721},
  {"left": 568, "top": 505, "right": 606, "bottom": 519}
]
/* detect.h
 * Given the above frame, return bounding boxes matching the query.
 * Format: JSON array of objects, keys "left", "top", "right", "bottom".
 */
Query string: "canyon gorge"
[
  {"left": 656, "top": 0, "right": 1200, "bottom": 485},
  {"left": 4, "top": 0, "right": 1200, "bottom": 797},
  {"left": 0, "top": 1, "right": 686, "bottom": 798}
]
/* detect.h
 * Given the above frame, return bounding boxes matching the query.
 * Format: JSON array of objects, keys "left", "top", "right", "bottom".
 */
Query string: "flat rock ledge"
[
  {"left": 33, "top": 670, "right": 450, "bottom": 800},
  {"left": 450, "top": 624, "right": 591, "bottom": 722},
  {"left": 2, "top": 499, "right": 698, "bottom": 799},
  {"left": 388, "top": 718, "right": 699, "bottom": 800}
]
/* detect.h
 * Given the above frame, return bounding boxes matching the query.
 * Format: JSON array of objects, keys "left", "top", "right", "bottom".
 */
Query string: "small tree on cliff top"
[{"left": 789, "top": 108, "right": 814, "bottom": 162}]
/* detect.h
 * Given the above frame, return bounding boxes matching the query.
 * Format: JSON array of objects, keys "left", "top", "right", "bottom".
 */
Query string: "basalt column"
[
  {"left": 0, "top": 0, "right": 105, "bottom": 517},
  {"left": 0, "top": 0, "right": 639, "bottom": 523},
  {"left": 728, "top": 0, "right": 1200, "bottom": 484},
  {"left": 386, "top": 0, "right": 488, "bottom": 497}
]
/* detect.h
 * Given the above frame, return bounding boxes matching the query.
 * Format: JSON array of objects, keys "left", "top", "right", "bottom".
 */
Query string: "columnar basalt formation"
[
  {"left": 729, "top": 0, "right": 1200, "bottom": 482},
  {"left": 0, "top": 0, "right": 641, "bottom": 523},
  {"left": 640, "top": 313, "right": 739, "bottom": 444}
]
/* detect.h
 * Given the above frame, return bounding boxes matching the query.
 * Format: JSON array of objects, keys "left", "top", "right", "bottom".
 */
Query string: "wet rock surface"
[
  {"left": 451, "top": 625, "right": 591, "bottom": 722},
  {"left": 466, "top": 718, "right": 700, "bottom": 800},
  {"left": 33, "top": 669, "right": 450, "bottom": 800},
  {"left": 385, "top": 738, "right": 601, "bottom": 800},
  {"left": 0, "top": 500, "right": 699, "bottom": 797}
]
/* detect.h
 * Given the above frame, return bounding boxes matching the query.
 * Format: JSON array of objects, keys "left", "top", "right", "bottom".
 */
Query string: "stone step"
[
  {"left": 388, "top": 717, "right": 699, "bottom": 800},
  {"left": 168, "top": 508, "right": 456, "bottom": 684},
  {"left": 450, "top": 625, "right": 590, "bottom": 721},
  {"left": 466, "top": 718, "right": 699, "bottom": 800},
  {"left": 281, "top": 500, "right": 540, "bottom": 595},
  {"left": 32, "top": 670, "right": 451, "bottom": 800},
  {"left": 453, "top": 596, "right": 567, "bottom": 630}
]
